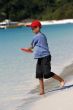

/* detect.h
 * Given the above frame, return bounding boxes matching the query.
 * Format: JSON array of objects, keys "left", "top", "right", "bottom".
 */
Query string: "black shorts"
[{"left": 36, "top": 55, "right": 54, "bottom": 79}]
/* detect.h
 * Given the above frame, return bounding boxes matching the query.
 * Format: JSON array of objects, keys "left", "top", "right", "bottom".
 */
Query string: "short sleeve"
[{"left": 31, "top": 37, "right": 38, "bottom": 48}]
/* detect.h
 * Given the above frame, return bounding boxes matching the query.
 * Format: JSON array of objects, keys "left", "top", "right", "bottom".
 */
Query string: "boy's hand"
[
  {"left": 21, "top": 48, "right": 33, "bottom": 53},
  {"left": 28, "top": 48, "right": 33, "bottom": 52}
]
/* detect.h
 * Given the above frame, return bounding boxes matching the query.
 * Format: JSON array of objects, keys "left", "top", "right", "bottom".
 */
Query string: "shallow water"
[{"left": 0, "top": 24, "right": 73, "bottom": 110}]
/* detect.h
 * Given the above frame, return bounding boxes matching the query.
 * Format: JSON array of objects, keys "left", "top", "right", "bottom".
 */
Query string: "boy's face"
[{"left": 32, "top": 26, "right": 40, "bottom": 34}]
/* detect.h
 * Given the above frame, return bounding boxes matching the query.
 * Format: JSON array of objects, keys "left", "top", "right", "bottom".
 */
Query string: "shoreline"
[
  {"left": 41, "top": 19, "right": 73, "bottom": 25},
  {"left": 1, "top": 19, "right": 73, "bottom": 29},
  {"left": 22, "top": 19, "right": 73, "bottom": 26}
]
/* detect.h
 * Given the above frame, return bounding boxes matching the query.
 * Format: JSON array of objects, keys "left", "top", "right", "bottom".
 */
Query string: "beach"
[
  {"left": 41, "top": 19, "right": 73, "bottom": 25},
  {"left": 30, "top": 88, "right": 73, "bottom": 110},
  {"left": 16, "top": 20, "right": 73, "bottom": 110},
  {"left": 17, "top": 63, "right": 73, "bottom": 110},
  {"left": 24, "top": 19, "right": 73, "bottom": 26},
  {"left": 0, "top": 19, "right": 73, "bottom": 110}
]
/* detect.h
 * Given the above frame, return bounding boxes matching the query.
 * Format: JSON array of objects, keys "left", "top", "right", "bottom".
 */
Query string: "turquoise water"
[{"left": 0, "top": 24, "right": 73, "bottom": 109}]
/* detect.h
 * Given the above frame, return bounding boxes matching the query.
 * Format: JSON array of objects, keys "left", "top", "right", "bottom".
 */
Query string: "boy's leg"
[
  {"left": 39, "top": 78, "right": 44, "bottom": 95},
  {"left": 52, "top": 73, "right": 65, "bottom": 87}
]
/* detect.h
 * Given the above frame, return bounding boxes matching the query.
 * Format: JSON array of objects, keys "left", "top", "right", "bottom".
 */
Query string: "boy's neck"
[{"left": 35, "top": 31, "right": 41, "bottom": 34}]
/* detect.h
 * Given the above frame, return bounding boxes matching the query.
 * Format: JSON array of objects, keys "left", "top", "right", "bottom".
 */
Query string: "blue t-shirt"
[{"left": 31, "top": 32, "right": 50, "bottom": 59}]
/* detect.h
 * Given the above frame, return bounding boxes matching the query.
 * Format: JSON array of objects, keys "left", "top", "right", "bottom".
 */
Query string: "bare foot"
[
  {"left": 40, "top": 92, "right": 45, "bottom": 95},
  {"left": 60, "top": 80, "right": 65, "bottom": 88}
]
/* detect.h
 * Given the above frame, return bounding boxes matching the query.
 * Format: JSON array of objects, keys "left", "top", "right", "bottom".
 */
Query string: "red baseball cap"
[{"left": 26, "top": 20, "right": 42, "bottom": 28}]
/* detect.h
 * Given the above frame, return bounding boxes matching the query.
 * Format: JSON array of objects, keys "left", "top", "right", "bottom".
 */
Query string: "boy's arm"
[
  {"left": 28, "top": 38, "right": 36, "bottom": 50},
  {"left": 28, "top": 37, "right": 38, "bottom": 50}
]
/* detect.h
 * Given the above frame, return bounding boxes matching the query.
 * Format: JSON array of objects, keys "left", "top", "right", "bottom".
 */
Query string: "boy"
[{"left": 26, "top": 20, "right": 65, "bottom": 95}]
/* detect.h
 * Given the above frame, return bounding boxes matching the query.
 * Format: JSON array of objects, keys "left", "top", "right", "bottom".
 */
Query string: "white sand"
[
  {"left": 30, "top": 88, "right": 73, "bottom": 110},
  {"left": 25, "top": 19, "right": 73, "bottom": 26},
  {"left": 41, "top": 19, "right": 73, "bottom": 25}
]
